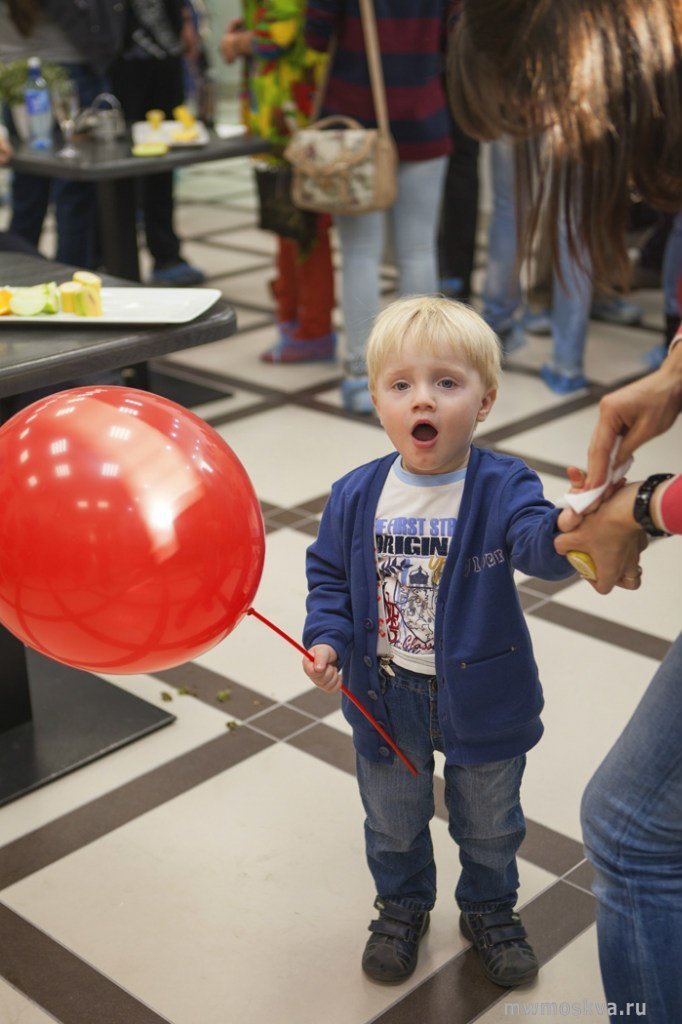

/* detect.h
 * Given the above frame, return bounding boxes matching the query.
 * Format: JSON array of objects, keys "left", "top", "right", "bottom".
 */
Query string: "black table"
[
  {"left": 0, "top": 251, "right": 238, "bottom": 806},
  {"left": 10, "top": 129, "right": 269, "bottom": 281}
]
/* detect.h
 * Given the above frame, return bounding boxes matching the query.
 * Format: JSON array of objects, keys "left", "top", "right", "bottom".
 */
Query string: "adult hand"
[
  {"left": 181, "top": 19, "right": 200, "bottom": 63},
  {"left": 585, "top": 344, "right": 682, "bottom": 488},
  {"left": 554, "top": 482, "right": 648, "bottom": 594},
  {"left": 303, "top": 643, "right": 342, "bottom": 693},
  {"left": 220, "top": 27, "right": 253, "bottom": 63},
  {"left": 0, "top": 129, "right": 12, "bottom": 166}
]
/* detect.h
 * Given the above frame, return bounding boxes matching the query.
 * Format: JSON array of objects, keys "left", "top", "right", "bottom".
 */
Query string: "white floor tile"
[
  {"left": 482, "top": 370, "right": 577, "bottom": 432},
  {"left": 0, "top": 979, "right": 56, "bottom": 1024},
  {"left": 214, "top": 406, "right": 393, "bottom": 507},
  {"left": 175, "top": 203, "right": 256, "bottom": 237},
  {"left": 523, "top": 618, "right": 656, "bottom": 840},
  {"left": 2, "top": 743, "right": 556, "bottom": 1024},
  {"left": 197, "top": 528, "right": 313, "bottom": 701},
  {"left": 505, "top": 405, "right": 682, "bottom": 481}
]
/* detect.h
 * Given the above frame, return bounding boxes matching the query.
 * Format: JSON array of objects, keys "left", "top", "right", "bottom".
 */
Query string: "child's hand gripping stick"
[{"left": 247, "top": 607, "right": 418, "bottom": 776}]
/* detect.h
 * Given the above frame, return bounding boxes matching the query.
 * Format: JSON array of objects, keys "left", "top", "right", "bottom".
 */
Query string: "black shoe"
[
  {"left": 460, "top": 909, "right": 539, "bottom": 987},
  {"left": 362, "top": 897, "right": 430, "bottom": 984}
]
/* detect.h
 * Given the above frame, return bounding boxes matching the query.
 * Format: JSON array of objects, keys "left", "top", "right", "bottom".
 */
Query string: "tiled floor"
[{"left": 1, "top": 141, "right": 681, "bottom": 1024}]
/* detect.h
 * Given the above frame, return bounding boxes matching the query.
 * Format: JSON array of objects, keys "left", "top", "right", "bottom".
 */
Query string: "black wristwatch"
[{"left": 633, "top": 474, "right": 674, "bottom": 536}]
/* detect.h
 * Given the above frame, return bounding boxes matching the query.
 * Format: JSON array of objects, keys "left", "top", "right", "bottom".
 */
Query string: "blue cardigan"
[{"left": 303, "top": 446, "right": 574, "bottom": 766}]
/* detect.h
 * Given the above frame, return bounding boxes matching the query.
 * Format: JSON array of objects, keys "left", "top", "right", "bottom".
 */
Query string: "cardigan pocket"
[{"left": 445, "top": 644, "right": 542, "bottom": 740}]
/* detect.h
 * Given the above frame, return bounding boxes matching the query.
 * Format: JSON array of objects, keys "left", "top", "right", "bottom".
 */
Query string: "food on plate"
[
  {"left": 145, "top": 108, "right": 165, "bottom": 131},
  {"left": 58, "top": 281, "right": 82, "bottom": 313},
  {"left": 7, "top": 282, "right": 59, "bottom": 316},
  {"left": 132, "top": 141, "right": 169, "bottom": 157},
  {"left": 171, "top": 104, "right": 199, "bottom": 142},
  {"left": 1, "top": 272, "right": 104, "bottom": 317},
  {"left": 72, "top": 270, "right": 102, "bottom": 291},
  {"left": 172, "top": 104, "right": 195, "bottom": 128},
  {"left": 73, "top": 283, "right": 103, "bottom": 316}
]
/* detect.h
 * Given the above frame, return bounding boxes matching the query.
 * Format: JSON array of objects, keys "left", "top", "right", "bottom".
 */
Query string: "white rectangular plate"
[
  {"left": 0, "top": 287, "right": 222, "bottom": 325},
  {"left": 132, "top": 119, "right": 210, "bottom": 147}
]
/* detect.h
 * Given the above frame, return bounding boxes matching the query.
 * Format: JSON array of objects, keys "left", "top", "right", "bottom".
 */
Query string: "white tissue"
[{"left": 556, "top": 439, "right": 633, "bottom": 514}]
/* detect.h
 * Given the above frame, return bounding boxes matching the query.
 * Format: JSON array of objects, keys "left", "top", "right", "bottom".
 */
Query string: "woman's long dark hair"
[
  {"left": 448, "top": 0, "right": 682, "bottom": 288},
  {"left": 7, "top": 0, "right": 40, "bottom": 36}
]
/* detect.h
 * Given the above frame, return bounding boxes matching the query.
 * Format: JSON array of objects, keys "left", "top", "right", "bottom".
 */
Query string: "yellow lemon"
[{"left": 566, "top": 551, "right": 598, "bottom": 581}]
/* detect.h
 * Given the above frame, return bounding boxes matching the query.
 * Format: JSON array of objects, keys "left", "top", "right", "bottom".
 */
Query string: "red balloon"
[{"left": 0, "top": 387, "right": 264, "bottom": 673}]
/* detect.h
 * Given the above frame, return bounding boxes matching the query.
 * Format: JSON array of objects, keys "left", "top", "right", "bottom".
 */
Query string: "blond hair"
[{"left": 366, "top": 296, "right": 501, "bottom": 395}]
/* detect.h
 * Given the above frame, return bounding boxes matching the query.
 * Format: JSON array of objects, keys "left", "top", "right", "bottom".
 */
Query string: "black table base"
[{"left": 0, "top": 637, "right": 175, "bottom": 808}]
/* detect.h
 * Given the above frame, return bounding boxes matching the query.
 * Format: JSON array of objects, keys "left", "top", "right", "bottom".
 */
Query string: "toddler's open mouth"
[{"left": 412, "top": 422, "right": 438, "bottom": 442}]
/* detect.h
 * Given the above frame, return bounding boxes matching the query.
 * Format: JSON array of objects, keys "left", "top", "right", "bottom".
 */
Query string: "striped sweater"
[{"left": 304, "top": 0, "right": 454, "bottom": 162}]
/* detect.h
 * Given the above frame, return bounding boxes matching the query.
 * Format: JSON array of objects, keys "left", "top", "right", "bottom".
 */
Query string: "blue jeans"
[
  {"left": 335, "top": 156, "right": 448, "bottom": 376},
  {"left": 581, "top": 633, "right": 682, "bottom": 1022},
  {"left": 356, "top": 664, "right": 526, "bottom": 913},
  {"left": 662, "top": 212, "right": 682, "bottom": 319},
  {"left": 8, "top": 64, "right": 108, "bottom": 269},
  {"left": 483, "top": 138, "right": 592, "bottom": 378}
]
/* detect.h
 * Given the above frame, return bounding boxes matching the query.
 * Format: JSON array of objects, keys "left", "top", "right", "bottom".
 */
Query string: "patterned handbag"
[{"left": 284, "top": 0, "right": 398, "bottom": 216}]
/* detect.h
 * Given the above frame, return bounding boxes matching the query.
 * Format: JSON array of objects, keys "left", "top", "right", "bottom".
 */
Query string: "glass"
[{"left": 52, "top": 78, "right": 80, "bottom": 158}]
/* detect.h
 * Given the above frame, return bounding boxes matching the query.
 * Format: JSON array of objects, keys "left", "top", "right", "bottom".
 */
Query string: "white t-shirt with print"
[{"left": 374, "top": 460, "right": 466, "bottom": 674}]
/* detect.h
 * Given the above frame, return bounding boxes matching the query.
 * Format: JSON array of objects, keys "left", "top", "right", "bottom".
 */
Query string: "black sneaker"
[
  {"left": 362, "top": 897, "right": 430, "bottom": 984},
  {"left": 460, "top": 909, "right": 539, "bottom": 987}
]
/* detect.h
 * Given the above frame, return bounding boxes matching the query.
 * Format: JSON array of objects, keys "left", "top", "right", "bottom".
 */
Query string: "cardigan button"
[
  {"left": 363, "top": 655, "right": 373, "bottom": 667},
  {"left": 364, "top": 618, "right": 374, "bottom": 630},
  {"left": 378, "top": 746, "right": 390, "bottom": 757},
  {"left": 367, "top": 689, "right": 378, "bottom": 700}
]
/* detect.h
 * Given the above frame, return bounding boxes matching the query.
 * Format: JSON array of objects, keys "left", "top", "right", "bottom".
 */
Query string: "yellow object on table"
[
  {"left": 146, "top": 109, "right": 165, "bottom": 131},
  {"left": 132, "top": 142, "right": 169, "bottom": 157},
  {"left": 172, "top": 105, "right": 195, "bottom": 128},
  {"left": 566, "top": 551, "right": 598, "bottom": 581}
]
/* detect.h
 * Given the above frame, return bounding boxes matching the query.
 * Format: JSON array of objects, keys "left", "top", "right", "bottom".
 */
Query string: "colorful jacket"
[
  {"left": 303, "top": 447, "right": 575, "bottom": 766},
  {"left": 241, "top": 0, "right": 328, "bottom": 153},
  {"left": 304, "top": 0, "right": 454, "bottom": 162}
]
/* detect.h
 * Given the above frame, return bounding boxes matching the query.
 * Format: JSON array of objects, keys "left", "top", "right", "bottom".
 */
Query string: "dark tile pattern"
[
  {"left": 151, "top": 663, "right": 276, "bottom": 721},
  {"left": 0, "top": 729, "right": 272, "bottom": 890},
  {"left": 0, "top": 903, "right": 173, "bottom": 1024}
]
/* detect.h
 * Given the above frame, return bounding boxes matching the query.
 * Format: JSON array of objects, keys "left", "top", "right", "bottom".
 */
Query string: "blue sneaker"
[
  {"left": 590, "top": 296, "right": 643, "bottom": 326},
  {"left": 261, "top": 332, "right": 336, "bottom": 364},
  {"left": 523, "top": 308, "right": 552, "bottom": 336},
  {"left": 341, "top": 376, "right": 374, "bottom": 414},
  {"left": 644, "top": 343, "right": 668, "bottom": 370},
  {"left": 498, "top": 321, "right": 527, "bottom": 355},
  {"left": 540, "top": 363, "right": 589, "bottom": 394},
  {"left": 152, "top": 261, "right": 206, "bottom": 287},
  {"left": 439, "top": 277, "right": 468, "bottom": 300}
]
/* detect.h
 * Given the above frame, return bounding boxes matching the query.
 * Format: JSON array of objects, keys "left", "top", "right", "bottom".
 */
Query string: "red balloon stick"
[{"left": 246, "top": 607, "right": 418, "bottom": 776}]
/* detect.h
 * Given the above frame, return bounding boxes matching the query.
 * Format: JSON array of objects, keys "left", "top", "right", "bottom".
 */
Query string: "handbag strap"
[
  {"left": 357, "top": 0, "right": 390, "bottom": 137},
  {"left": 310, "top": 0, "right": 390, "bottom": 135}
]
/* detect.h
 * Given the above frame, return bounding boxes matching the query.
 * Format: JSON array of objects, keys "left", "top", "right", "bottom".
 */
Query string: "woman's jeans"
[
  {"left": 335, "top": 156, "right": 448, "bottom": 377},
  {"left": 356, "top": 664, "right": 526, "bottom": 913},
  {"left": 581, "top": 633, "right": 682, "bottom": 1022},
  {"left": 662, "top": 212, "right": 682, "bottom": 319},
  {"left": 483, "top": 137, "right": 592, "bottom": 378}
]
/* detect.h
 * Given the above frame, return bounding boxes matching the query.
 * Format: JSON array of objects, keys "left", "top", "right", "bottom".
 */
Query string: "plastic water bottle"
[{"left": 24, "top": 57, "right": 53, "bottom": 149}]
